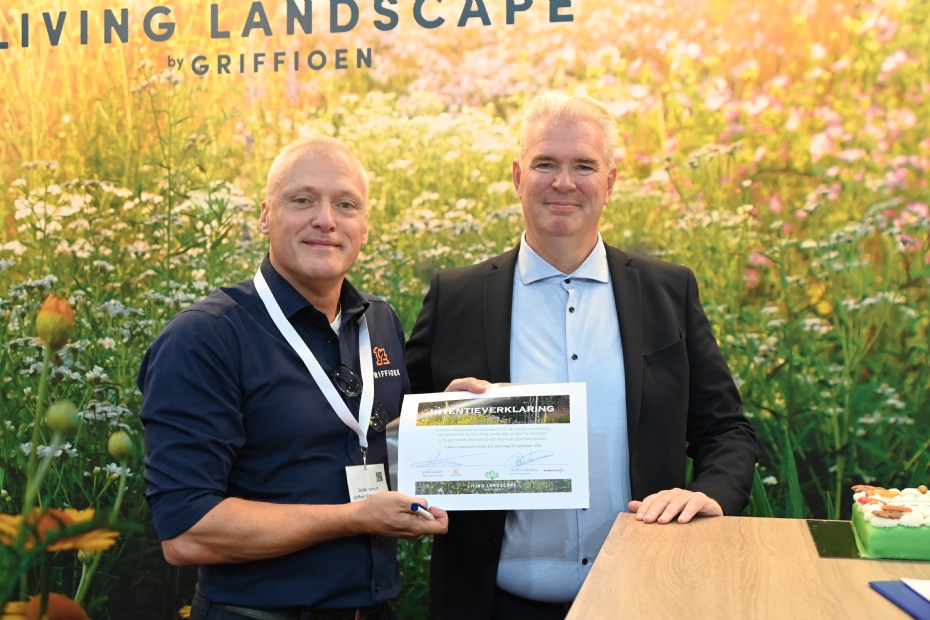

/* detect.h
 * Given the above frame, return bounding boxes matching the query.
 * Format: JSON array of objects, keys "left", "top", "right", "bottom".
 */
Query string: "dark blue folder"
[{"left": 870, "top": 581, "right": 930, "bottom": 620}]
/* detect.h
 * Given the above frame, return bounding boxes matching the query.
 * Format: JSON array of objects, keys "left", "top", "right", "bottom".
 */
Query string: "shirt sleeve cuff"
[{"left": 146, "top": 488, "right": 226, "bottom": 541}]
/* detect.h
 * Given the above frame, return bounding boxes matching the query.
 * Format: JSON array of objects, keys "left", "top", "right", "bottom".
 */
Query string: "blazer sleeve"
[
  {"left": 682, "top": 269, "right": 757, "bottom": 516},
  {"left": 406, "top": 271, "right": 440, "bottom": 394}
]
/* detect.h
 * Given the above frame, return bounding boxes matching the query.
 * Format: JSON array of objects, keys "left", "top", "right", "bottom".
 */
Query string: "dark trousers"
[
  {"left": 189, "top": 594, "right": 395, "bottom": 620},
  {"left": 490, "top": 587, "right": 570, "bottom": 620}
]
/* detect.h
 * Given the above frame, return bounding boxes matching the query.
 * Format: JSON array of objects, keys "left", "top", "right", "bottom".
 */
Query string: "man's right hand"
[
  {"left": 357, "top": 492, "right": 449, "bottom": 539},
  {"left": 445, "top": 377, "right": 491, "bottom": 393}
]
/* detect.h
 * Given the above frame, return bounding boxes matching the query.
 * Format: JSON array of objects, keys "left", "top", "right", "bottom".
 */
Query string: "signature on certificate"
[
  {"left": 412, "top": 450, "right": 488, "bottom": 469},
  {"left": 504, "top": 451, "right": 554, "bottom": 467}
]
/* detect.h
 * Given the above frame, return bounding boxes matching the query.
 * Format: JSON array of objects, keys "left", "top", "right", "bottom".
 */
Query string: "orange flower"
[
  {"left": 0, "top": 508, "right": 119, "bottom": 552},
  {"left": 24, "top": 594, "right": 90, "bottom": 620},
  {"left": 35, "top": 295, "right": 75, "bottom": 351}
]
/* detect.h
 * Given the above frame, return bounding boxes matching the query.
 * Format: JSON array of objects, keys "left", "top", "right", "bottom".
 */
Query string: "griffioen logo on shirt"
[{"left": 373, "top": 347, "right": 391, "bottom": 366}]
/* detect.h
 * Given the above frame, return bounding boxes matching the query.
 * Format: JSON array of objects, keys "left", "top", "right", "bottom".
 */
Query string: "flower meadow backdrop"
[{"left": 1, "top": 0, "right": 929, "bottom": 616}]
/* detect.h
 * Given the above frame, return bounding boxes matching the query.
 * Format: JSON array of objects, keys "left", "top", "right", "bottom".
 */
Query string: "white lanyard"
[{"left": 254, "top": 267, "right": 375, "bottom": 460}]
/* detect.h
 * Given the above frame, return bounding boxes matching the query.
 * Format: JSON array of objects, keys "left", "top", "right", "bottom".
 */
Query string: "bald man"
[{"left": 139, "top": 136, "right": 447, "bottom": 620}]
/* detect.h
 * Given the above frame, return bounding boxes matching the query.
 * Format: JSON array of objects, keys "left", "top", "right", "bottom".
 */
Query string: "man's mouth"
[
  {"left": 302, "top": 239, "right": 340, "bottom": 248},
  {"left": 545, "top": 201, "right": 582, "bottom": 210}
]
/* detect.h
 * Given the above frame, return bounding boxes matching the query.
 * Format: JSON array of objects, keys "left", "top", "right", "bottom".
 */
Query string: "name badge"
[{"left": 346, "top": 463, "right": 389, "bottom": 502}]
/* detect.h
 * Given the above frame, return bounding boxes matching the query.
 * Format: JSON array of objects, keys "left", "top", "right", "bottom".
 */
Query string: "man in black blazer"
[{"left": 405, "top": 94, "right": 756, "bottom": 619}]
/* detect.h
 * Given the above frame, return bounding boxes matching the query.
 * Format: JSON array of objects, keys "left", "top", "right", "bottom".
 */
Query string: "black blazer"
[{"left": 405, "top": 242, "right": 756, "bottom": 620}]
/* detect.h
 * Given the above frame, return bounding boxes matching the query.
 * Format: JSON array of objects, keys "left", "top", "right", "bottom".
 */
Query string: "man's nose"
[
  {"left": 552, "top": 167, "right": 576, "bottom": 191},
  {"left": 311, "top": 204, "right": 337, "bottom": 230}
]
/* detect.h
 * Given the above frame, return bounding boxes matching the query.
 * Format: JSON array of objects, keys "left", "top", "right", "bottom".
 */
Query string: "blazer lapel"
[
  {"left": 607, "top": 246, "right": 644, "bottom": 443},
  {"left": 484, "top": 246, "right": 519, "bottom": 383}
]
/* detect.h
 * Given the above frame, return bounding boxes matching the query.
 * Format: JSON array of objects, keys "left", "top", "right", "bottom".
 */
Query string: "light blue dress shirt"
[{"left": 496, "top": 233, "right": 631, "bottom": 603}]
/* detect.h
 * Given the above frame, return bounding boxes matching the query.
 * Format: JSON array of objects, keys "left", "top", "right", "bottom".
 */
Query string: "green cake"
[{"left": 850, "top": 484, "right": 930, "bottom": 561}]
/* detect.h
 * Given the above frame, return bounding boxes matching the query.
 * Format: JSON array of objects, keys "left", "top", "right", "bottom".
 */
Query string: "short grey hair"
[
  {"left": 264, "top": 135, "right": 369, "bottom": 203},
  {"left": 519, "top": 93, "right": 619, "bottom": 168}
]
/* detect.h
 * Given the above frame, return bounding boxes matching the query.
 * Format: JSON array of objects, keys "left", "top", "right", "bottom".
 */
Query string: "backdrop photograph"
[{"left": 0, "top": 0, "right": 928, "bottom": 616}]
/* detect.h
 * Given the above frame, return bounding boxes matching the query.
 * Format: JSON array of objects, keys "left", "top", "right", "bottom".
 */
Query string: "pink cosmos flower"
[
  {"left": 896, "top": 234, "right": 923, "bottom": 252},
  {"left": 906, "top": 202, "right": 929, "bottom": 219},
  {"left": 880, "top": 50, "right": 908, "bottom": 76},
  {"left": 744, "top": 267, "right": 761, "bottom": 288},
  {"left": 891, "top": 108, "right": 917, "bottom": 128},
  {"left": 884, "top": 168, "right": 908, "bottom": 189},
  {"left": 838, "top": 149, "right": 866, "bottom": 162},
  {"left": 810, "top": 132, "right": 834, "bottom": 162},
  {"left": 750, "top": 250, "right": 774, "bottom": 266},
  {"left": 702, "top": 77, "right": 731, "bottom": 111},
  {"left": 769, "top": 193, "right": 784, "bottom": 213},
  {"left": 745, "top": 95, "right": 771, "bottom": 117}
]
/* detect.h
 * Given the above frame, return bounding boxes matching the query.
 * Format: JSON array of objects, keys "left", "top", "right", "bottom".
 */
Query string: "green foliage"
[
  {"left": 393, "top": 537, "right": 432, "bottom": 620},
  {"left": 1, "top": 0, "right": 929, "bottom": 616},
  {"left": 747, "top": 467, "right": 774, "bottom": 518},
  {"left": 783, "top": 430, "right": 809, "bottom": 519}
]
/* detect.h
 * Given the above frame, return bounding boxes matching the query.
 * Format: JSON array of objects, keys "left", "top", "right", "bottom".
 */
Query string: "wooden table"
[{"left": 568, "top": 513, "right": 930, "bottom": 619}]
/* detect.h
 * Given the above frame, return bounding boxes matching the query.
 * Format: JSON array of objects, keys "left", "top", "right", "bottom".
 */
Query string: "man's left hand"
[{"left": 628, "top": 489, "right": 723, "bottom": 524}]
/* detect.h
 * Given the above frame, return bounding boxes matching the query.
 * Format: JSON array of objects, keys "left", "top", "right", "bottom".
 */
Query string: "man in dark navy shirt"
[{"left": 139, "top": 136, "right": 448, "bottom": 619}]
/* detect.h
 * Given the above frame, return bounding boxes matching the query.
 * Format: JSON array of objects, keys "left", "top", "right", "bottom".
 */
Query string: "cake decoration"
[{"left": 850, "top": 484, "right": 930, "bottom": 560}]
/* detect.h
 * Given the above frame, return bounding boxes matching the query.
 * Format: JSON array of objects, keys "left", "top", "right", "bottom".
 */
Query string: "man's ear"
[
  {"left": 512, "top": 159, "right": 522, "bottom": 197},
  {"left": 259, "top": 200, "right": 271, "bottom": 235},
  {"left": 605, "top": 166, "right": 617, "bottom": 203}
]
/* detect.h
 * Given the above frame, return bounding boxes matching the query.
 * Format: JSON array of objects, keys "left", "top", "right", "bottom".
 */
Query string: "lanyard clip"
[{"left": 361, "top": 447, "right": 368, "bottom": 469}]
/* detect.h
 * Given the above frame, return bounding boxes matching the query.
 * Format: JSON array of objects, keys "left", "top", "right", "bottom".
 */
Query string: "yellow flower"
[
  {"left": 806, "top": 280, "right": 833, "bottom": 315},
  {"left": 35, "top": 295, "right": 75, "bottom": 351},
  {"left": 178, "top": 606, "right": 191, "bottom": 618},
  {"left": 2, "top": 601, "right": 28, "bottom": 620},
  {"left": 0, "top": 508, "right": 119, "bottom": 552}
]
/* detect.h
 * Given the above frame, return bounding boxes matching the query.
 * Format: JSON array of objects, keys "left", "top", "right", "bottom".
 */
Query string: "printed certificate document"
[{"left": 397, "top": 383, "right": 589, "bottom": 510}]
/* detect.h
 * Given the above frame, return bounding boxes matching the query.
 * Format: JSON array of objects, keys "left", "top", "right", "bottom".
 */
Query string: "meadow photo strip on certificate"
[{"left": 397, "top": 383, "right": 589, "bottom": 510}]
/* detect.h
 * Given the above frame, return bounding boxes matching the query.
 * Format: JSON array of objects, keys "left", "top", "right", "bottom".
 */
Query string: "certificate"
[{"left": 397, "top": 383, "right": 589, "bottom": 510}]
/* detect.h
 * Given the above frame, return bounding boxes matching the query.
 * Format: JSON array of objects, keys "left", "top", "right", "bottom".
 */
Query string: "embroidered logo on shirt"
[{"left": 373, "top": 347, "right": 391, "bottom": 366}]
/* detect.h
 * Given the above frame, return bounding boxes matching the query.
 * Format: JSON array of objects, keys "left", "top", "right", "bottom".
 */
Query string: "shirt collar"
[
  {"left": 259, "top": 254, "right": 368, "bottom": 321},
  {"left": 516, "top": 232, "right": 610, "bottom": 285}
]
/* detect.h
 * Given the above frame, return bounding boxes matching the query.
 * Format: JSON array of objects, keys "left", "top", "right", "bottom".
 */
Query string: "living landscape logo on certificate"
[{"left": 397, "top": 383, "right": 589, "bottom": 510}]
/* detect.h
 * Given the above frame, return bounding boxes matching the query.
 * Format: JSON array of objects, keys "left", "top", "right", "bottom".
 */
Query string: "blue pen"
[{"left": 411, "top": 503, "right": 437, "bottom": 521}]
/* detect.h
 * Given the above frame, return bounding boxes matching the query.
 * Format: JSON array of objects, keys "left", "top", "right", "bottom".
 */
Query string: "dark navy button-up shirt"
[{"left": 138, "top": 255, "right": 409, "bottom": 610}]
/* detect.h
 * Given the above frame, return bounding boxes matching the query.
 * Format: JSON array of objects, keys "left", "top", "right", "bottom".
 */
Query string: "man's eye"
[
  {"left": 576, "top": 165, "right": 594, "bottom": 172},
  {"left": 336, "top": 201, "right": 355, "bottom": 210},
  {"left": 535, "top": 163, "right": 556, "bottom": 170}
]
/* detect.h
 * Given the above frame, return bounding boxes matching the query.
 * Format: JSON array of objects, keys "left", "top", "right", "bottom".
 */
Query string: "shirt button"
[
  {"left": 326, "top": 337, "right": 334, "bottom": 344},
  {"left": 582, "top": 558, "right": 589, "bottom": 565},
  {"left": 571, "top": 354, "right": 578, "bottom": 360},
  {"left": 373, "top": 535, "right": 379, "bottom": 540},
  {"left": 569, "top": 307, "right": 575, "bottom": 313},
  {"left": 564, "top": 278, "right": 571, "bottom": 284},
  {"left": 375, "top": 585, "right": 381, "bottom": 593}
]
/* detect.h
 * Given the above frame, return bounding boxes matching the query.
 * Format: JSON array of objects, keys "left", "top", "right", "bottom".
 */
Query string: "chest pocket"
[{"left": 644, "top": 336, "right": 686, "bottom": 365}]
